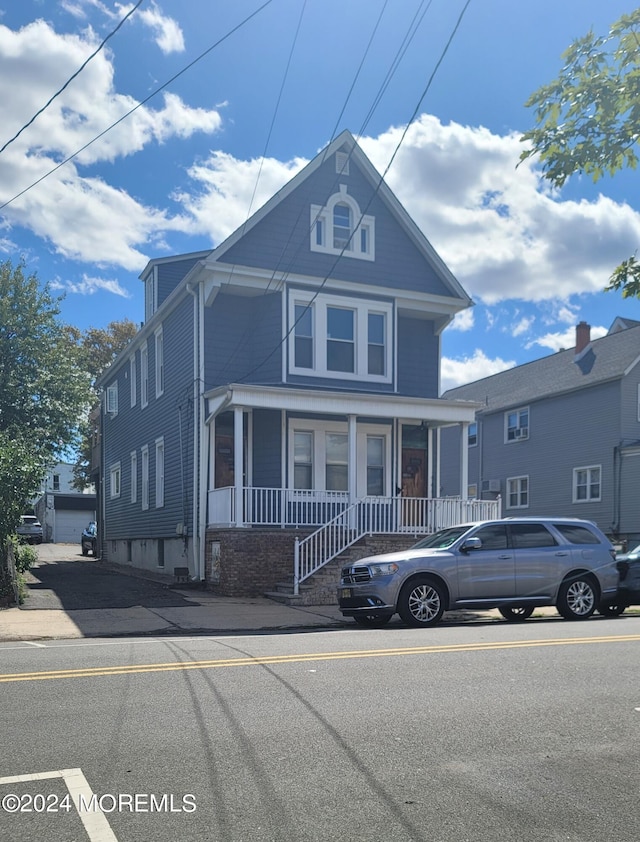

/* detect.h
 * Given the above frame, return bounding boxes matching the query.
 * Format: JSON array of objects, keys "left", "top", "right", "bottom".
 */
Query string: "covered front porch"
[{"left": 205, "top": 383, "right": 488, "bottom": 533}]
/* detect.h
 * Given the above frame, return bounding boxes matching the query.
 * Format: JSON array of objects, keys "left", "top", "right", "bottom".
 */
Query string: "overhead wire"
[
  {"left": 0, "top": 0, "right": 145, "bottom": 156},
  {"left": 0, "top": 0, "right": 275, "bottom": 213}
]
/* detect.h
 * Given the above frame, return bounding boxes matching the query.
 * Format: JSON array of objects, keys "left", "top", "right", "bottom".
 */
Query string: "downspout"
[{"left": 187, "top": 282, "right": 205, "bottom": 581}]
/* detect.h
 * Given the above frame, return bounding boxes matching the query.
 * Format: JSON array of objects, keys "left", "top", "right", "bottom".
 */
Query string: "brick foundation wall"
[
  {"left": 204, "top": 529, "right": 421, "bottom": 598},
  {"left": 205, "top": 528, "right": 314, "bottom": 597}
]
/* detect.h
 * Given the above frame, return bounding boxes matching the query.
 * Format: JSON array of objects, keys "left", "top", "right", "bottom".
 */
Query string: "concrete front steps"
[{"left": 264, "top": 533, "right": 418, "bottom": 606}]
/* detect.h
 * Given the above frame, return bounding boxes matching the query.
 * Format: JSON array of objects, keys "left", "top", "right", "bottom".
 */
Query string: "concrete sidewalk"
[{"left": 0, "top": 543, "right": 348, "bottom": 641}]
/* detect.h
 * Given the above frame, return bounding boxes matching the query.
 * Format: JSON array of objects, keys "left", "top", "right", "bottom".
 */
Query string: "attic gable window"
[{"left": 310, "top": 185, "right": 375, "bottom": 261}]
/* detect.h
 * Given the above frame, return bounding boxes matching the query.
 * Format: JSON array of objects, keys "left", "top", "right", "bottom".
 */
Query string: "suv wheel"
[
  {"left": 557, "top": 575, "right": 597, "bottom": 620},
  {"left": 499, "top": 606, "right": 534, "bottom": 622},
  {"left": 398, "top": 576, "right": 445, "bottom": 628}
]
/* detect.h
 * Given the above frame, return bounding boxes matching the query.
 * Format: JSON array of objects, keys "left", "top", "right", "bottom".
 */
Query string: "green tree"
[
  {"left": 73, "top": 319, "right": 138, "bottom": 489},
  {"left": 519, "top": 9, "right": 640, "bottom": 297},
  {"left": 0, "top": 259, "right": 91, "bottom": 545}
]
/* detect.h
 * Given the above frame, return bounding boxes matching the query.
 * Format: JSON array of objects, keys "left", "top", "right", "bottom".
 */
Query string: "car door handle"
[
  {"left": 498, "top": 554, "right": 512, "bottom": 559},
  {"left": 555, "top": 551, "right": 569, "bottom": 556}
]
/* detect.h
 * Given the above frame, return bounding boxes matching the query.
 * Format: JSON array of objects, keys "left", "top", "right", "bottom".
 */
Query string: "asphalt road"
[{"left": 1, "top": 617, "right": 640, "bottom": 842}]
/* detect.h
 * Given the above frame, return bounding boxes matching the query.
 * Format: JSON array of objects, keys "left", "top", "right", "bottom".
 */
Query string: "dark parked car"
[
  {"left": 81, "top": 522, "right": 98, "bottom": 556},
  {"left": 599, "top": 543, "right": 640, "bottom": 616},
  {"left": 17, "top": 515, "right": 43, "bottom": 545}
]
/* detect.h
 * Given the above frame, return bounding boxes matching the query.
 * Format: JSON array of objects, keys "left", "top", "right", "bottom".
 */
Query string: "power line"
[
  {"left": 0, "top": 0, "right": 275, "bottom": 213},
  {"left": 0, "top": 0, "right": 145, "bottom": 156}
]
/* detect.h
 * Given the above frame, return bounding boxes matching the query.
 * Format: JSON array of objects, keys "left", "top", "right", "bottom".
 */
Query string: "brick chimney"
[{"left": 575, "top": 321, "right": 591, "bottom": 354}]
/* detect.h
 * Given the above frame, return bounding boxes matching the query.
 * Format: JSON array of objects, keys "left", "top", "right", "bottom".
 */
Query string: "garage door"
[{"left": 55, "top": 511, "right": 94, "bottom": 544}]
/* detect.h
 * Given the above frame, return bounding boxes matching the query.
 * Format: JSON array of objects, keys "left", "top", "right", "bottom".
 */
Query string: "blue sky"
[{"left": 2, "top": 0, "right": 640, "bottom": 391}]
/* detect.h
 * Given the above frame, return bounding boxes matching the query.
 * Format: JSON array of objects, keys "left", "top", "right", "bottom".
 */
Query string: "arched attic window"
[{"left": 310, "top": 186, "right": 375, "bottom": 261}]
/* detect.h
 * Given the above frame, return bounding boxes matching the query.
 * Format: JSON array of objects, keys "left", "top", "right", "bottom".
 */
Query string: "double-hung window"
[
  {"left": 110, "top": 463, "right": 121, "bottom": 499},
  {"left": 325, "top": 433, "right": 348, "bottom": 491},
  {"left": 333, "top": 203, "right": 352, "bottom": 251},
  {"left": 130, "top": 355, "right": 136, "bottom": 407},
  {"left": 294, "top": 304, "right": 313, "bottom": 370},
  {"left": 155, "top": 327, "right": 164, "bottom": 398},
  {"left": 140, "top": 342, "right": 149, "bottom": 409},
  {"left": 327, "top": 307, "right": 355, "bottom": 373},
  {"left": 293, "top": 431, "right": 313, "bottom": 489},
  {"left": 310, "top": 186, "right": 375, "bottom": 261},
  {"left": 130, "top": 451, "right": 137, "bottom": 503},
  {"left": 155, "top": 438, "right": 165, "bottom": 508},
  {"left": 141, "top": 445, "right": 149, "bottom": 510},
  {"left": 366, "top": 436, "right": 385, "bottom": 496},
  {"left": 289, "top": 290, "right": 392, "bottom": 383},
  {"left": 507, "top": 475, "right": 528, "bottom": 509},
  {"left": 573, "top": 465, "right": 601, "bottom": 502},
  {"left": 505, "top": 407, "right": 529, "bottom": 442}
]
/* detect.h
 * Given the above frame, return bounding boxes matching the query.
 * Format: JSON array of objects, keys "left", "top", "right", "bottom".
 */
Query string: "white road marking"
[
  {"left": 23, "top": 641, "right": 47, "bottom": 648},
  {"left": 0, "top": 768, "right": 118, "bottom": 842}
]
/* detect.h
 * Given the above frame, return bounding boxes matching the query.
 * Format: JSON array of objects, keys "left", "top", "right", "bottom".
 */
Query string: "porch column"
[
  {"left": 234, "top": 407, "right": 244, "bottom": 526},
  {"left": 348, "top": 414, "right": 357, "bottom": 505},
  {"left": 427, "top": 426, "right": 434, "bottom": 498},
  {"left": 460, "top": 421, "right": 469, "bottom": 500}
]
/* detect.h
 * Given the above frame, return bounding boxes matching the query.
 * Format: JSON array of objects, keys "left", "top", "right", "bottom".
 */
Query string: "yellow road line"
[{"left": 1, "top": 633, "right": 639, "bottom": 683}]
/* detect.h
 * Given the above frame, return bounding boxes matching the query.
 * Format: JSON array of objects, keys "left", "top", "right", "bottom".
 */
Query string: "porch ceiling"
[{"left": 204, "top": 383, "right": 480, "bottom": 425}]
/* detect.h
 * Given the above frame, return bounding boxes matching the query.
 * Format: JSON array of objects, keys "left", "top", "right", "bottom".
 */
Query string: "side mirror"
[{"left": 461, "top": 537, "right": 482, "bottom": 553}]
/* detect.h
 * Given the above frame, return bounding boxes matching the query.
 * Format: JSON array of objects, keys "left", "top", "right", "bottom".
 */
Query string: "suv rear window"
[
  {"left": 552, "top": 523, "right": 600, "bottom": 545},
  {"left": 509, "top": 523, "right": 557, "bottom": 548}
]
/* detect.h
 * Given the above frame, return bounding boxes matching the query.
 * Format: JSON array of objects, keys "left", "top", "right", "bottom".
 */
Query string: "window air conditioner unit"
[
  {"left": 514, "top": 427, "right": 528, "bottom": 439},
  {"left": 481, "top": 479, "right": 501, "bottom": 493}
]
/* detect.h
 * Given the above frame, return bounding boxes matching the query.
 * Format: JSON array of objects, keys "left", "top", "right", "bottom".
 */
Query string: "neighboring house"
[
  {"left": 96, "top": 130, "right": 499, "bottom": 597},
  {"left": 440, "top": 320, "right": 640, "bottom": 546},
  {"left": 33, "top": 462, "right": 96, "bottom": 544}
]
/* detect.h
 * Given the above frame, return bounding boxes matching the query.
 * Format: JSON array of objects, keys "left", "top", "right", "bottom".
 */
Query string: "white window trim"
[
  {"left": 155, "top": 326, "right": 164, "bottom": 399},
  {"left": 106, "top": 383, "right": 118, "bottom": 416},
  {"left": 110, "top": 462, "right": 121, "bottom": 499},
  {"left": 287, "top": 419, "right": 391, "bottom": 497},
  {"left": 155, "top": 437, "right": 165, "bottom": 508},
  {"left": 288, "top": 289, "right": 392, "bottom": 384},
  {"left": 310, "top": 185, "right": 375, "bottom": 261},
  {"left": 130, "top": 451, "right": 137, "bottom": 504},
  {"left": 129, "top": 355, "right": 137, "bottom": 407},
  {"left": 144, "top": 267, "right": 157, "bottom": 322},
  {"left": 637, "top": 384, "right": 640, "bottom": 422},
  {"left": 506, "top": 475, "right": 529, "bottom": 509},
  {"left": 140, "top": 342, "right": 149, "bottom": 409},
  {"left": 572, "top": 464, "right": 601, "bottom": 503},
  {"left": 504, "top": 407, "right": 529, "bottom": 443},
  {"left": 141, "top": 445, "right": 149, "bottom": 511}
]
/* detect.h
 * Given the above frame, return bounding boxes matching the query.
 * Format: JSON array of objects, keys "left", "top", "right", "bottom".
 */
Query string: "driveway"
[{"left": 21, "top": 543, "right": 196, "bottom": 611}]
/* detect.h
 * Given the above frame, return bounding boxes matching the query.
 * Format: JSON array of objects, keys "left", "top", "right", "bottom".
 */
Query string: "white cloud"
[
  {"left": 137, "top": 2, "right": 185, "bottom": 54},
  {"left": 51, "top": 272, "right": 132, "bottom": 296},
  {"left": 0, "top": 19, "right": 221, "bottom": 269},
  {"left": 511, "top": 315, "right": 534, "bottom": 337},
  {"left": 358, "top": 117, "right": 640, "bottom": 305},
  {"left": 527, "top": 324, "right": 608, "bottom": 352},
  {"left": 449, "top": 309, "right": 475, "bottom": 331},
  {"left": 440, "top": 349, "right": 515, "bottom": 393}
]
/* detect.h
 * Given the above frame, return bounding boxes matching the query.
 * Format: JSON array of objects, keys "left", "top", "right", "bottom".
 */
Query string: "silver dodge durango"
[{"left": 338, "top": 517, "right": 618, "bottom": 628}]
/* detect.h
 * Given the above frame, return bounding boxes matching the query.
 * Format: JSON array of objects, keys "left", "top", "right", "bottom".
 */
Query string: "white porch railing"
[
  {"left": 208, "top": 487, "right": 351, "bottom": 528},
  {"left": 293, "top": 495, "right": 502, "bottom": 594}
]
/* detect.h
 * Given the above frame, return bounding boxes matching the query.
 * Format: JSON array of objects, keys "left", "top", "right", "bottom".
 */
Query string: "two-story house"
[
  {"left": 96, "top": 130, "right": 499, "bottom": 599},
  {"left": 440, "top": 319, "right": 640, "bottom": 547}
]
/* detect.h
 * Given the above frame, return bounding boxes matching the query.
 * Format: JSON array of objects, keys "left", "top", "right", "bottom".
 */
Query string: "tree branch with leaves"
[{"left": 520, "top": 8, "right": 640, "bottom": 297}]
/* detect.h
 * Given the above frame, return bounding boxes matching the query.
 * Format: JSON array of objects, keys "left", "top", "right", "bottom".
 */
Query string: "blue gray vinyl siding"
[
  {"left": 252, "top": 409, "right": 282, "bottom": 487},
  {"left": 397, "top": 315, "right": 439, "bottom": 397},
  {"left": 218, "top": 153, "right": 455, "bottom": 298},
  {"left": 440, "top": 380, "right": 621, "bottom": 531},
  {"left": 204, "top": 291, "right": 282, "bottom": 388},
  {"left": 620, "top": 364, "right": 640, "bottom": 441},
  {"left": 157, "top": 256, "right": 206, "bottom": 308},
  {"left": 618, "top": 449, "right": 640, "bottom": 540},
  {"left": 103, "top": 294, "right": 196, "bottom": 539}
]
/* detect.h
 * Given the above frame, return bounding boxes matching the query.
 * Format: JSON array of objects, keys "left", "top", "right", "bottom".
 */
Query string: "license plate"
[{"left": 340, "top": 588, "right": 352, "bottom": 599}]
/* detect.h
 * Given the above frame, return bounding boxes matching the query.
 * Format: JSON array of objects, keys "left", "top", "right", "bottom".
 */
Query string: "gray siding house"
[
  {"left": 440, "top": 320, "right": 640, "bottom": 546},
  {"left": 97, "top": 131, "right": 499, "bottom": 597}
]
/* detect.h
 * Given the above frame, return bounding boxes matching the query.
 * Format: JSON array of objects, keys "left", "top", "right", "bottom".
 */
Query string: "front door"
[{"left": 401, "top": 448, "right": 427, "bottom": 498}]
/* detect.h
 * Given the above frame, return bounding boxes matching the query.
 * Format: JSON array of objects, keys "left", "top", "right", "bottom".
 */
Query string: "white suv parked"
[{"left": 338, "top": 518, "right": 618, "bottom": 628}]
